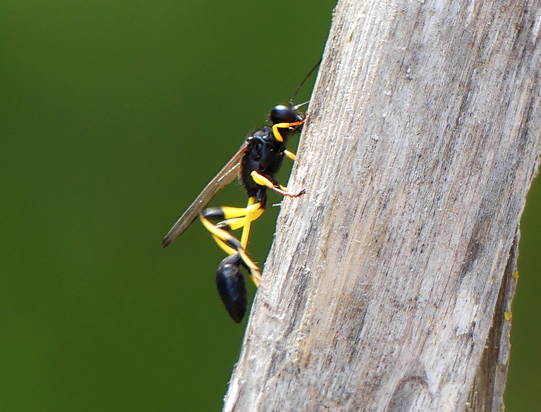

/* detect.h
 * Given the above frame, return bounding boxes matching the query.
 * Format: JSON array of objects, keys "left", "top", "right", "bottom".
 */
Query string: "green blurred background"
[{"left": 0, "top": 1, "right": 539, "bottom": 410}]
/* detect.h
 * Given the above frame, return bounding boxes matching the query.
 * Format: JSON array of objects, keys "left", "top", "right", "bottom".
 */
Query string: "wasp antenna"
[
  {"left": 293, "top": 101, "right": 310, "bottom": 111},
  {"left": 289, "top": 57, "right": 322, "bottom": 107}
]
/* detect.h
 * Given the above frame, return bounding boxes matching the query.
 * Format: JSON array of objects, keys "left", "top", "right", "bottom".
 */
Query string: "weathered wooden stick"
[
  {"left": 224, "top": 0, "right": 541, "bottom": 410},
  {"left": 467, "top": 231, "right": 519, "bottom": 411}
]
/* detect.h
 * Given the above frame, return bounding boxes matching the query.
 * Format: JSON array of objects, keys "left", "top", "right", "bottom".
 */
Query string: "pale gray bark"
[{"left": 223, "top": 0, "right": 541, "bottom": 411}]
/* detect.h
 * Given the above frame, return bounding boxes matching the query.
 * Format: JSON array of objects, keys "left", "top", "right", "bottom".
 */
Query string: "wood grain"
[{"left": 223, "top": 0, "right": 541, "bottom": 410}]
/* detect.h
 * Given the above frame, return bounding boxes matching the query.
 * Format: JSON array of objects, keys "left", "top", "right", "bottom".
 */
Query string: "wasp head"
[{"left": 269, "top": 104, "right": 304, "bottom": 126}]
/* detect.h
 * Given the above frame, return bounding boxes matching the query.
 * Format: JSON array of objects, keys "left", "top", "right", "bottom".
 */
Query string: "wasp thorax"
[{"left": 270, "top": 105, "right": 303, "bottom": 125}]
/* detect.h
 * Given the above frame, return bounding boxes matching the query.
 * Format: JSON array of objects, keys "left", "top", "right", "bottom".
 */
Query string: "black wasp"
[{"left": 162, "top": 61, "right": 320, "bottom": 323}]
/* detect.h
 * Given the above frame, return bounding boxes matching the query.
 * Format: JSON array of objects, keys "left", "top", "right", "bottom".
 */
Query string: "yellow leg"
[
  {"left": 284, "top": 150, "right": 296, "bottom": 161},
  {"left": 251, "top": 171, "right": 305, "bottom": 198},
  {"left": 205, "top": 199, "right": 264, "bottom": 253},
  {"left": 240, "top": 197, "right": 265, "bottom": 249},
  {"left": 240, "top": 197, "right": 254, "bottom": 249},
  {"left": 200, "top": 213, "right": 261, "bottom": 286},
  {"left": 272, "top": 119, "right": 305, "bottom": 142},
  {"left": 200, "top": 196, "right": 267, "bottom": 287},
  {"left": 202, "top": 201, "right": 263, "bottom": 231},
  {"left": 211, "top": 233, "right": 238, "bottom": 256},
  {"left": 217, "top": 204, "right": 263, "bottom": 232}
]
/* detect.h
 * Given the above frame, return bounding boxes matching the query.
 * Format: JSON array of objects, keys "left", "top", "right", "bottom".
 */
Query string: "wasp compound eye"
[
  {"left": 270, "top": 105, "right": 303, "bottom": 125},
  {"left": 216, "top": 254, "right": 248, "bottom": 323}
]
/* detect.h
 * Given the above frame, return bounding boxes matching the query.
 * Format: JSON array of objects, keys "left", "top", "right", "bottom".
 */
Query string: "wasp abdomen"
[{"left": 215, "top": 254, "right": 248, "bottom": 323}]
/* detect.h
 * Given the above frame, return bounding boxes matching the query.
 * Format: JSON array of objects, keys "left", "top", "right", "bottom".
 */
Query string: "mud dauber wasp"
[{"left": 162, "top": 60, "right": 320, "bottom": 323}]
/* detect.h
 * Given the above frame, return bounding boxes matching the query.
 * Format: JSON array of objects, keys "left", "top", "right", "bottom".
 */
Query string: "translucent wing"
[{"left": 161, "top": 143, "right": 248, "bottom": 247}]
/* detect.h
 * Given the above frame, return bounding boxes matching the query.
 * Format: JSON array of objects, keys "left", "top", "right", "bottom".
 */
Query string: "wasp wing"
[{"left": 161, "top": 143, "right": 248, "bottom": 247}]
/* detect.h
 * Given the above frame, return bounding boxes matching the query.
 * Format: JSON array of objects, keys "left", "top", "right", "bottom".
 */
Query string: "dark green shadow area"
[{"left": 506, "top": 176, "right": 541, "bottom": 411}]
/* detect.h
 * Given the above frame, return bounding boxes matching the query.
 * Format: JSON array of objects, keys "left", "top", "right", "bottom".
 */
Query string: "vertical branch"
[
  {"left": 224, "top": 0, "right": 541, "bottom": 410},
  {"left": 467, "top": 230, "right": 520, "bottom": 411}
]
